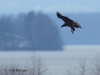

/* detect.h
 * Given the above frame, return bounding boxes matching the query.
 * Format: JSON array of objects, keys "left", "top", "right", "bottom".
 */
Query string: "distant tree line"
[{"left": 0, "top": 11, "right": 63, "bottom": 51}]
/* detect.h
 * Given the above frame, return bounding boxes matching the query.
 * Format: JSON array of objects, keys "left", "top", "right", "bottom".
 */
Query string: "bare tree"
[
  {"left": 67, "top": 70, "right": 73, "bottom": 75},
  {"left": 29, "top": 55, "right": 37, "bottom": 75},
  {"left": 79, "top": 58, "right": 86, "bottom": 75},
  {"left": 89, "top": 57, "right": 100, "bottom": 75},
  {"left": 25, "top": 55, "right": 48, "bottom": 75},
  {"left": 36, "top": 57, "right": 47, "bottom": 75},
  {"left": 67, "top": 58, "right": 86, "bottom": 75}
]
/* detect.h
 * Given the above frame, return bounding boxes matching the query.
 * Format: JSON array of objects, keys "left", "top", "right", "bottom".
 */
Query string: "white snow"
[{"left": 0, "top": 45, "right": 100, "bottom": 75}]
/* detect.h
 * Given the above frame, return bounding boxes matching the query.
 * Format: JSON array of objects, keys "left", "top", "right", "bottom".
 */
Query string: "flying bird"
[{"left": 56, "top": 12, "right": 82, "bottom": 34}]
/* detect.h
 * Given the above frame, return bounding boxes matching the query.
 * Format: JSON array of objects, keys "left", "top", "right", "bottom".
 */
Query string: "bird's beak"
[{"left": 80, "top": 26, "right": 82, "bottom": 29}]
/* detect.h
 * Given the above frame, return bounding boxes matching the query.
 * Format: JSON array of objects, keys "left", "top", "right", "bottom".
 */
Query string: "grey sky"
[{"left": 0, "top": 0, "right": 100, "bottom": 15}]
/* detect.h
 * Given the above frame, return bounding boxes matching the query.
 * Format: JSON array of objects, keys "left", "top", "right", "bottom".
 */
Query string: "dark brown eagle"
[{"left": 56, "top": 12, "right": 82, "bottom": 34}]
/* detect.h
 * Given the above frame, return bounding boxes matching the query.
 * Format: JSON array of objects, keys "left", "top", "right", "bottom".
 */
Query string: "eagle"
[{"left": 56, "top": 12, "right": 82, "bottom": 34}]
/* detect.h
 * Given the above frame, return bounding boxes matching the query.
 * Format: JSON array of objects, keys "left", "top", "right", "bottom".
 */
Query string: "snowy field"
[{"left": 0, "top": 45, "right": 100, "bottom": 75}]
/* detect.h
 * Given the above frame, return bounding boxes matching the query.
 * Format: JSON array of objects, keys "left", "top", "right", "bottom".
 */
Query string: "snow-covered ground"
[{"left": 0, "top": 45, "right": 100, "bottom": 75}]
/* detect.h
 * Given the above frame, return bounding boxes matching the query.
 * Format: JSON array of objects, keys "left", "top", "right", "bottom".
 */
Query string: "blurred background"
[{"left": 0, "top": 0, "right": 100, "bottom": 75}]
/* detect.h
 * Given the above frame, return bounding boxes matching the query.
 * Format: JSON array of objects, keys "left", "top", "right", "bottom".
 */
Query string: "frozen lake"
[{"left": 0, "top": 45, "right": 100, "bottom": 75}]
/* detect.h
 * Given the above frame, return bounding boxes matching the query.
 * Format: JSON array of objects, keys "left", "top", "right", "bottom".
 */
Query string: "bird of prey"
[{"left": 56, "top": 12, "right": 82, "bottom": 34}]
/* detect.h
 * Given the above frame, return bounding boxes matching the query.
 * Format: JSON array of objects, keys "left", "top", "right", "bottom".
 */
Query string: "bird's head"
[
  {"left": 61, "top": 25, "right": 63, "bottom": 28},
  {"left": 74, "top": 21, "right": 82, "bottom": 29}
]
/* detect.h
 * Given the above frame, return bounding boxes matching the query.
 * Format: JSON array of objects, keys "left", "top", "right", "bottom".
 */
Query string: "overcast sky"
[{"left": 0, "top": 0, "right": 100, "bottom": 15}]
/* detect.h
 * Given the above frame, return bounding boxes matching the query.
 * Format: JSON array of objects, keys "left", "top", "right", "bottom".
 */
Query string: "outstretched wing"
[{"left": 56, "top": 12, "right": 74, "bottom": 22}]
